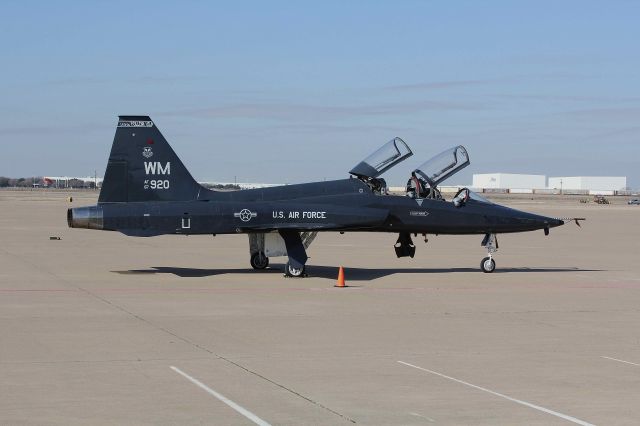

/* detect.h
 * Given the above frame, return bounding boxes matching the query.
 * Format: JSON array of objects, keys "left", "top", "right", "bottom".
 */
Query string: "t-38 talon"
[{"left": 68, "top": 116, "right": 584, "bottom": 277}]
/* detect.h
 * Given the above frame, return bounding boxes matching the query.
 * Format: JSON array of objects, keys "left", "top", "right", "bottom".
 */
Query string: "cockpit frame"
[
  {"left": 349, "top": 137, "right": 413, "bottom": 180},
  {"left": 413, "top": 145, "right": 470, "bottom": 188},
  {"left": 406, "top": 145, "right": 471, "bottom": 200}
]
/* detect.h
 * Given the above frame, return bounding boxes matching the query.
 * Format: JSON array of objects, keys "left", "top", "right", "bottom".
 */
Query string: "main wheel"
[
  {"left": 285, "top": 262, "right": 305, "bottom": 277},
  {"left": 480, "top": 256, "right": 496, "bottom": 273},
  {"left": 250, "top": 252, "right": 269, "bottom": 270}
]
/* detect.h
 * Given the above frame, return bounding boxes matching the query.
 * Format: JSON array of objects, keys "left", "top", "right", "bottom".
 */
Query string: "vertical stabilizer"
[{"left": 98, "top": 116, "right": 202, "bottom": 203}]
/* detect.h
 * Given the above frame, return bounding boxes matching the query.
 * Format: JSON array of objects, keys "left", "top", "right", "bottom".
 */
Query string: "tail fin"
[{"left": 98, "top": 116, "right": 202, "bottom": 203}]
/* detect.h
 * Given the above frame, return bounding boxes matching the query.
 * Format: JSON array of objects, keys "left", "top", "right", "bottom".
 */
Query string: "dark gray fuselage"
[{"left": 73, "top": 178, "right": 563, "bottom": 237}]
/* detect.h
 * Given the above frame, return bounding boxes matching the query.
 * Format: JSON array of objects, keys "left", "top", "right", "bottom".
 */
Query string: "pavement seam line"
[
  {"left": 7, "top": 251, "right": 356, "bottom": 424},
  {"left": 85, "top": 290, "right": 356, "bottom": 423}
]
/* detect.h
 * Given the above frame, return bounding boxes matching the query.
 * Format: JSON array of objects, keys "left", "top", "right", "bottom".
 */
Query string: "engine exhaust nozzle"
[{"left": 67, "top": 206, "right": 103, "bottom": 230}]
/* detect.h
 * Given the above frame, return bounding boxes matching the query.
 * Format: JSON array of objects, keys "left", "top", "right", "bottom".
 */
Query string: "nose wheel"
[
  {"left": 480, "top": 233, "right": 498, "bottom": 273},
  {"left": 480, "top": 256, "right": 496, "bottom": 273}
]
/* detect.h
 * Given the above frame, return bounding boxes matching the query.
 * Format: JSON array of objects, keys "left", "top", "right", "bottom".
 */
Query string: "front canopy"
[
  {"left": 349, "top": 137, "right": 413, "bottom": 179},
  {"left": 414, "top": 145, "right": 470, "bottom": 187}
]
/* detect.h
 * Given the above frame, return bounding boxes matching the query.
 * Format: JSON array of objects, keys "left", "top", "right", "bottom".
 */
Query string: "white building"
[
  {"left": 199, "top": 182, "right": 284, "bottom": 189},
  {"left": 44, "top": 176, "right": 103, "bottom": 188},
  {"left": 548, "top": 176, "right": 626, "bottom": 192},
  {"left": 472, "top": 173, "right": 546, "bottom": 190}
]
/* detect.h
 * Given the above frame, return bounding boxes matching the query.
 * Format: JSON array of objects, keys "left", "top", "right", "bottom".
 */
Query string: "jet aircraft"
[{"left": 68, "top": 116, "right": 583, "bottom": 277}]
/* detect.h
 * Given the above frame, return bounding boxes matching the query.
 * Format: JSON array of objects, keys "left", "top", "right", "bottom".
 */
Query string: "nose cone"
[
  {"left": 485, "top": 203, "right": 565, "bottom": 233},
  {"left": 549, "top": 217, "right": 565, "bottom": 228},
  {"left": 512, "top": 211, "right": 564, "bottom": 232}
]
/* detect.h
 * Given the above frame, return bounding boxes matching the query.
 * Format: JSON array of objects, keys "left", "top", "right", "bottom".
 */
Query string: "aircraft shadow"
[
  {"left": 114, "top": 265, "right": 602, "bottom": 280},
  {"left": 306, "top": 266, "right": 604, "bottom": 281},
  {"left": 114, "top": 267, "right": 270, "bottom": 278}
]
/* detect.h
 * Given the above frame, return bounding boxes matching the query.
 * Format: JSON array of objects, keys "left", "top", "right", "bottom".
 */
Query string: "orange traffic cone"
[{"left": 335, "top": 266, "right": 346, "bottom": 288}]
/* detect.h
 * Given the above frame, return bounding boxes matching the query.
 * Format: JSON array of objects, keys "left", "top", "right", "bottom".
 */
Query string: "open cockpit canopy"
[
  {"left": 414, "top": 145, "right": 469, "bottom": 187},
  {"left": 349, "top": 137, "right": 412, "bottom": 179}
]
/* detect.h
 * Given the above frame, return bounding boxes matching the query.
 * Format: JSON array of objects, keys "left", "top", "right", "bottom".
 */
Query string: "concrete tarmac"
[{"left": 1, "top": 190, "right": 639, "bottom": 425}]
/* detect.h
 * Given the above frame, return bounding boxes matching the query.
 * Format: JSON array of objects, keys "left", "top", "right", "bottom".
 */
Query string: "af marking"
[
  {"left": 144, "top": 179, "right": 170, "bottom": 190},
  {"left": 272, "top": 211, "right": 327, "bottom": 219}
]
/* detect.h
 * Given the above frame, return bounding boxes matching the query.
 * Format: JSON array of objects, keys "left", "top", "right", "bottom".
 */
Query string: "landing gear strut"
[
  {"left": 480, "top": 233, "right": 498, "bottom": 273},
  {"left": 279, "top": 230, "right": 308, "bottom": 278}
]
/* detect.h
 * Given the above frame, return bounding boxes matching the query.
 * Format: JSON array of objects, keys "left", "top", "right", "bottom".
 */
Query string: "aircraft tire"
[
  {"left": 285, "top": 262, "right": 305, "bottom": 277},
  {"left": 250, "top": 252, "right": 269, "bottom": 270},
  {"left": 480, "top": 257, "right": 496, "bottom": 273}
]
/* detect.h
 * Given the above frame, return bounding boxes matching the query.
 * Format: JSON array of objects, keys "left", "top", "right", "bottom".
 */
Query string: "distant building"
[
  {"left": 472, "top": 173, "right": 546, "bottom": 190},
  {"left": 471, "top": 174, "right": 628, "bottom": 194},
  {"left": 548, "top": 176, "right": 626, "bottom": 192},
  {"left": 44, "top": 176, "right": 103, "bottom": 188},
  {"left": 198, "top": 182, "right": 284, "bottom": 190}
]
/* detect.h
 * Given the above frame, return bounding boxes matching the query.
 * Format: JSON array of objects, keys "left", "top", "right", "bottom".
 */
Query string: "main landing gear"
[
  {"left": 285, "top": 262, "right": 305, "bottom": 277},
  {"left": 480, "top": 233, "right": 498, "bottom": 273},
  {"left": 248, "top": 232, "right": 316, "bottom": 277},
  {"left": 250, "top": 251, "right": 269, "bottom": 270},
  {"left": 249, "top": 233, "right": 270, "bottom": 270},
  {"left": 249, "top": 248, "right": 307, "bottom": 277},
  {"left": 249, "top": 245, "right": 306, "bottom": 277},
  {"left": 280, "top": 230, "right": 308, "bottom": 278}
]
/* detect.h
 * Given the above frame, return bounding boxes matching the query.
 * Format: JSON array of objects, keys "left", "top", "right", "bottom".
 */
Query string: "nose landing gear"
[
  {"left": 480, "top": 233, "right": 498, "bottom": 273},
  {"left": 481, "top": 256, "right": 496, "bottom": 273}
]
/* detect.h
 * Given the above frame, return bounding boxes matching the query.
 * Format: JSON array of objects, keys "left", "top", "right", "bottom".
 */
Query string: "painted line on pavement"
[
  {"left": 409, "top": 411, "right": 435, "bottom": 422},
  {"left": 170, "top": 366, "right": 271, "bottom": 426},
  {"left": 398, "top": 361, "right": 594, "bottom": 426},
  {"left": 601, "top": 356, "right": 640, "bottom": 367}
]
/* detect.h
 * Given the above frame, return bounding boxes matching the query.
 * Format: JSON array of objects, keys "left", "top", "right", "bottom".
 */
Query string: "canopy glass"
[
  {"left": 413, "top": 145, "right": 470, "bottom": 187},
  {"left": 349, "top": 137, "right": 413, "bottom": 179}
]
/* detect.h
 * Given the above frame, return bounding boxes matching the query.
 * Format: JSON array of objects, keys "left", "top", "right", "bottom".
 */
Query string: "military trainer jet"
[{"left": 68, "top": 116, "right": 582, "bottom": 277}]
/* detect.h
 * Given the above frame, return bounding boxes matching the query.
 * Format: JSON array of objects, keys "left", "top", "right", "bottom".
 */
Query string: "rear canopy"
[{"left": 349, "top": 137, "right": 413, "bottom": 179}]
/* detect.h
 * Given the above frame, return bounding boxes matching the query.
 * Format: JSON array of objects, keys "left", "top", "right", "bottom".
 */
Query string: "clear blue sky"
[{"left": 1, "top": 1, "right": 639, "bottom": 187}]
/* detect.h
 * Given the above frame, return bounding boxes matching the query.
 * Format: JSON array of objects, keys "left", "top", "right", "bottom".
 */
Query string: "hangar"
[
  {"left": 472, "top": 173, "right": 546, "bottom": 190},
  {"left": 548, "top": 176, "right": 627, "bottom": 192},
  {"left": 473, "top": 173, "right": 629, "bottom": 194}
]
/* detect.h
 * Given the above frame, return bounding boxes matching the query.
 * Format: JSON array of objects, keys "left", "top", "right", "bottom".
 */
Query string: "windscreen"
[
  {"left": 469, "top": 190, "right": 492, "bottom": 204},
  {"left": 414, "top": 145, "right": 470, "bottom": 187},
  {"left": 349, "top": 137, "right": 412, "bottom": 179},
  {"left": 454, "top": 187, "right": 493, "bottom": 205}
]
